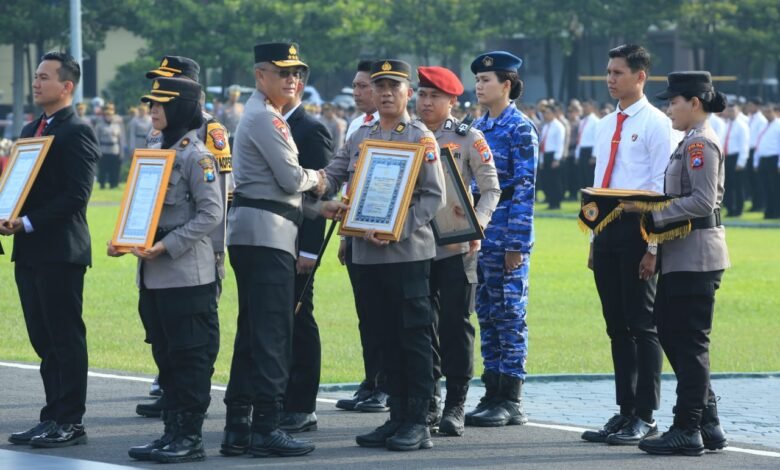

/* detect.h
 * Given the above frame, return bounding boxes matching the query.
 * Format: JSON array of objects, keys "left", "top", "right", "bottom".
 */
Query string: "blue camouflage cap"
[{"left": 471, "top": 51, "right": 523, "bottom": 74}]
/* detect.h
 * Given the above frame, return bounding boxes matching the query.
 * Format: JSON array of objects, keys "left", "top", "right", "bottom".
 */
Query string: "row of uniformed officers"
[{"left": 4, "top": 42, "right": 730, "bottom": 462}]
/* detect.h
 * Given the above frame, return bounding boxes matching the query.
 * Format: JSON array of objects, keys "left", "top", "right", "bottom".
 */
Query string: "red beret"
[{"left": 417, "top": 66, "right": 464, "bottom": 97}]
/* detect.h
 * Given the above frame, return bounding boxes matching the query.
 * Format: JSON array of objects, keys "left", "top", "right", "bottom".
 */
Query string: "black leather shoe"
[
  {"left": 581, "top": 414, "right": 631, "bottom": 443},
  {"left": 467, "top": 375, "right": 527, "bottom": 427},
  {"left": 136, "top": 396, "right": 164, "bottom": 418},
  {"left": 220, "top": 405, "right": 252, "bottom": 456},
  {"left": 248, "top": 429, "right": 315, "bottom": 457},
  {"left": 386, "top": 423, "right": 432, "bottom": 451},
  {"left": 279, "top": 412, "right": 318, "bottom": 433},
  {"left": 335, "top": 383, "right": 373, "bottom": 411},
  {"left": 355, "top": 419, "right": 403, "bottom": 447},
  {"left": 439, "top": 405, "right": 465, "bottom": 436},
  {"left": 465, "top": 371, "right": 500, "bottom": 425},
  {"left": 29, "top": 424, "right": 87, "bottom": 448},
  {"left": 639, "top": 425, "right": 705, "bottom": 456},
  {"left": 150, "top": 412, "right": 206, "bottom": 463},
  {"left": 606, "top": 416, "right": 657, "bottom": 445},
  {"left": 355, "top": 390, "right": 389, "bottom": 413},
  {"left": 8, "top": 420, "right": 57, "bottom": 445},
  {"left": 701, "top": 399, "right": 728, "bottom": 450},
  {"left": 129, "top": 412, "right": 178, "bottom": 460}
]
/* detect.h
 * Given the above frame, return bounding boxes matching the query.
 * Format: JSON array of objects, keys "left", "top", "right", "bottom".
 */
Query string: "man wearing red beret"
[{"left": 416, "top": 66, "right": 501, "bottom": 436}]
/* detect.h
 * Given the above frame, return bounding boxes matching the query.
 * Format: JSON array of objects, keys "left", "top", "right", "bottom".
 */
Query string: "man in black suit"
[
  {"left": 278, "top": 78, "right": 333, "bottom": 433},
  {"left": 1, "top": 51, "right": 99, "bottom": 448}
]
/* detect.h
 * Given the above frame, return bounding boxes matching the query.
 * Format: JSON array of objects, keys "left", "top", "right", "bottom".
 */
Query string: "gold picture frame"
[
  {"left": 339, "top": 139, "right": 425, "bottom": 242},
  {"left": 111, "top": 149, "right": 176, "bottom": 253},
  {"left": 0, "top": 136, "right": 54, "bottom": 220}
]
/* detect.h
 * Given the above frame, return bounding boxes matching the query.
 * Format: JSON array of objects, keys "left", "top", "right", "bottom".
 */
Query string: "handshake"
[{"left": 312, "top": 169, "right": 329, "bottom": 197}]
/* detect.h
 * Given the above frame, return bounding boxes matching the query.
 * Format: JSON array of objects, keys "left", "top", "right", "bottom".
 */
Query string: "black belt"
[
  {"left": 691, "top": 209, "right": 721, "bottom": 230},
  {"left": 473, "top": 186, "right": 514, "bottom": 206},
  {"left": 231, "top": 195, "right": 303, "bottom": 226}
]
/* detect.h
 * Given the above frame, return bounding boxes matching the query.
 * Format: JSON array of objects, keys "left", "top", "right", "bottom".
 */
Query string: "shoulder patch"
[
  {"left": 207, "top": 123, "right": 228, "bottom": 151},
  {"left": 690, "top": 151, "right": 705, "bottom": 170},
  {"left": 198, "top": 157, "right": 216, "bottom": 183},
  {"left": 473, "top": 138, "right": 492, "bottom": 163},
  {"left": 180, "top": 138, "right": 190, "bottom": 148},
  {"left": 420, "top": 136, "right": 437, "bottom": 163},
  {"left": 272, "top": 117, "right": 290, "bottom": 142},
  {"left": 687, "top": 142, "right": 705, "bottom": 152},
  {"left": 206, "top": 121, "right": 232, "bottom": 173}
]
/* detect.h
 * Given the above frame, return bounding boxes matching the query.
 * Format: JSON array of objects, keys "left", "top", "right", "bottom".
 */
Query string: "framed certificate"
[
  {"left": 111, "top": 149, "right": 176, "bottom": 252},
  {"left": 0, "top": 136, "right": 54, "bottom": 220},
  {"left": 339, "top": 139, "right": 424, "bottom": 241},
  {"left": 432, "top": 147, "right": 484, "bottom": 246}
]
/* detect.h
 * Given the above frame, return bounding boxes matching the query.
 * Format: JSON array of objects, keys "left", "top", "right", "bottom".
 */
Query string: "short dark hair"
[
  {"left": 748, "top": 96, "right": 763, "bottom": 106},
  {"left": 41, "top": 51, "right": 81, "bottom": 86},
  {"left": 608, "top": 44, "right": 651, "bottom": 73},
  {"left": 357, "top": 60, "right": 373, "bottom": 73}
]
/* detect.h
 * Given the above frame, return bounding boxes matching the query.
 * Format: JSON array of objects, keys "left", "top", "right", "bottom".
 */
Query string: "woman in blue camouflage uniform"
[{"left": 465, "top": 51, "right": 538, "bottom": 428}]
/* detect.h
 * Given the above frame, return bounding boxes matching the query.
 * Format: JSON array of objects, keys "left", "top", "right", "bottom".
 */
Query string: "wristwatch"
[{"left": 647, "top": 243, "right": 658, "bottom": 256}]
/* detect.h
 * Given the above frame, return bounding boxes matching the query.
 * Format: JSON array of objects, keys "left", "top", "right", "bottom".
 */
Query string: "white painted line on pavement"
[{"left": 1, "top": 361, "right": 776, "bottom": 457}]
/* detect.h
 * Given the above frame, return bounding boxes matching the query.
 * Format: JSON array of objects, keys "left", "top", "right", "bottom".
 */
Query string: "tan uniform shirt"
[
  {"left": 95, "top": 116, "right": 124, "bottom": 156},
  {"left": 227, "top": 90, "right": 319, "bottom": 257},
  {"left": 430, "top": 117, "right": 500, "bottom": 260},
  {"left": 652, "top": 121, "right": 730, "bottom": 274},
  {"left": 321, "top": 114, "right": 446, "bottom": 265},
  {"left": 137, "top": 130, "right": 222, "bottom": 289}
]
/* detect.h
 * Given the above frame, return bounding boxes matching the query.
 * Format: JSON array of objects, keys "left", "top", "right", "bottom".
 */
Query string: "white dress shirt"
[
  {"left": 593, "top": 95, "right": 681, "bottom": 193},
  {"left": 708, "top": 114, "right": 726, "bottom": 146},
  {"left": 576, "top": 113, "right": 600, "bottom": 157},
  {"left": 748, "top": 111, "right": 768, "bottom": 149},
  {"left": 754, "top": 118, "right": 780, "bottom": 163},
  {"left": 723, "top": 114, "right": 750, "bottom": 168},
  {"left": 345, "top": 111, "right": 379, "bottom": 141},
  {"left": 540, "top": 118, "right": 566, "bottom": 161}
]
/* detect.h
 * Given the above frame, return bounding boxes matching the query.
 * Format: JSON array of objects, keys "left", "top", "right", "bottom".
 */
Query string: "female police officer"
[
  {"left": 465, "top": 51, "right": 538, "bottom": 428},
  {"left": 109, "top": 77, "right": 222, "bottom": 463},
  {"left": 623, "top": 72, "right": 729, "bottom": 456}
]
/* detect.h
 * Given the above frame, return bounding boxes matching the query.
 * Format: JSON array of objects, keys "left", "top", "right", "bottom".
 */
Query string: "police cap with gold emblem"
[
  {"left": 470, "top": 51, "right": 523, "bottom": 74},
  {"left": 370, "top": 60, "right": 412, "bottom": 83},
  {"left": 417, "top": 66, "right": 464, "bottom": 96},
  {"left": 141, "top": 77, "right": 202, "bottom": 104},
  {"left": 254, "top": 42, "right": 308, "bottom": 69},
  {"left": 146, "top": 56, "right": 200, "bottom": 81}
]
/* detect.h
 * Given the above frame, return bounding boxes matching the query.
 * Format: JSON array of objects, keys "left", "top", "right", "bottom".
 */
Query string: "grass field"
[{"left": 1, "top": 185, "right": 778, "bottom": 384}]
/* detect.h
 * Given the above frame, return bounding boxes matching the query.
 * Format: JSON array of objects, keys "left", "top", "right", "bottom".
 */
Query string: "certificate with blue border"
[
  {"left": 339, "top": 139, "right": 425, "bottom": 241},
  {"left": 111, "top": 149, "right": 176, "bottom": 252},
  {"left": 0, "top": 136, "right": 54, "bottom": 221}
]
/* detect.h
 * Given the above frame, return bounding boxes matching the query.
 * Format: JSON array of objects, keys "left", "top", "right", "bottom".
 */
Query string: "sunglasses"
[{"left": 260, "top": 68, "right": 305, "bottom": 79}]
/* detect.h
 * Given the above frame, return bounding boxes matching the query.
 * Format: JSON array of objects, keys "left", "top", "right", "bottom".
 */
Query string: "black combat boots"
[
  {"left": 128, "top": 410, "right": 178, "bottom": 460},
  {"left": 150, "top": 411, "right": 206, "bottom": 463},
  {"left": 439, "top": 382, "right": 469, "bottom": 436},
  {"left": 248, "top": 404, "right": 315, "bottom": 457},
  {"left": 464, "top": 370, "right": 500, "bottom": 425},
  {"left": 386, "top": 397, "right": 433, "bottom": 451},
  {"left": 468, "top": 374, "right": 528, "bottom": 427},
  {"left": 639, "top": 409, "right": 705, "bottom": 457},
  {"left": 701, "top": 398, "right": 728, "bottom": 450},
  {"left": 356, "top": 396, "right": 405, "bottom": 447},
  {"left": 220, "top": 404, "right": 251, "bottom": 456}
]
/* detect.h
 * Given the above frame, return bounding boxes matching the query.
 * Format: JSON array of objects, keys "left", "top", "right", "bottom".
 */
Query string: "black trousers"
[
  {"left": 593, "top": 214, "right": 662, "bottom": 412},
  {"left": 758, "top": 155, "right": 780, "bottom": 219},
  {"left": 15, "top": 262, "right": 88, "bottom": 425},
  {"left": 723, "top": 153, "right": 744, "bottom": 216},
  {"left": 352, "top": 260, "right": 434, "bottom": 400},
  {"left": 431, "top": 254, "right": 476, "bottom": 388},
  {"left": 225, "top": 245, "right": 295, "bottom": 408},
  {"left": 283, "top": 271, "right": 321, "bottom": 414},
  {"left": 655, "top": 271, "right": 723, "bottom": 414},
  {"left": 540, "top": 151, "right": 563, "bottom": 208},
  {"left": 139, "top": 283, "right": 218, "bottom": 414},
  {"left": 98, "top": 153, "right": 120, "bottom": 189},
  {"left": 747, "top": 150, "right": 764, "bottom": 210},
  {"left": 564, "top": 154, "right": 579, "bottom": 199},
  {"left": 577, "top": 147, "right": 595, "bottom": 190},
  {"left": 345, "top": 239, "right": 384, "bottom": 390}
]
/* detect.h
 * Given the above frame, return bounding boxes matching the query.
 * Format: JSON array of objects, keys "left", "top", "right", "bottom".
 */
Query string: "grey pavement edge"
[{"left": 0, "top": 363, "right": 778, "bottom": 470}]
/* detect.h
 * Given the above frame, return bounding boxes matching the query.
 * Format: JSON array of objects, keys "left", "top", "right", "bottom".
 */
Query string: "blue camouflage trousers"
[{"left": 475, "top": 247, "right": 530, "bottom": 380}]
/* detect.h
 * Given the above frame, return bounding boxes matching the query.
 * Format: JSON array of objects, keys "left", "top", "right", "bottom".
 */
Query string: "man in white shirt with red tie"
[
  {"left": 344, "top": 60, "right": 379, "bottom": 141},
  {"left": 582, "top": 44, "right": 681, "bottom": 446},
  {"left": 539, "top": 103, "right": 566, "bottom": 209},
  {"left": 576, "top": 100, "right": 601, "bottom": 192},
  {"left": 722, "top": 103, "right": 750, "bottom": 217},
  {"left": 754, "top": 103, "right": 780, "bottom": 219}
]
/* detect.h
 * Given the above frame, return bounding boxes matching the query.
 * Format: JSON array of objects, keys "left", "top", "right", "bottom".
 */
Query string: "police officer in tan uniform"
[
  {"left": 109, "top": 77, "right": 222, "bottom": 463},
  {"left": 415, "top": 65, "right": 500, "bottom": 436},
  {"left": 318, "top": 59, "right": 445, "bottom": 451},
  {"left": 139, "top": 55, "right": 232, "bottom": 412},
  {"left": 622, "top": 72, "right": 730, "bottom": 457},
  {"left": 94, "top": 102, "right": 124, "bottom": 189}
]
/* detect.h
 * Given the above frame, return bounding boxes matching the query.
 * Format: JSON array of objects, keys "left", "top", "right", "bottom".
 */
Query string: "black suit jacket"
[
  {"left": 287, "top": 105, "right": 334, "bottom": 256},
  {"left": 13, "top": 105, "right": 100, "bottom": 266}
]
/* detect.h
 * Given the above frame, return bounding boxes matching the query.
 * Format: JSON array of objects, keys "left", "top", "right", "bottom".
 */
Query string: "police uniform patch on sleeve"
[
  {"left": 687, "top": 142, "right": 704, "bottom": 152},
  {"left": 272, "top": 117, "right": 290, "bottom": 142},
  {"left": 690, "top": 152, "right": 704, "bottom": 170},
  {"left": 198, "top": 157, "right": 216, "bottom": 183},
  {"left": 206, "top": 121, "right": 232, "bottom": 173},
  {"left": 474, "top": 138, "right": 492, "bottom": 163},
  {"left": 420, "top": 137, "right": 437, "bottom": 163}
]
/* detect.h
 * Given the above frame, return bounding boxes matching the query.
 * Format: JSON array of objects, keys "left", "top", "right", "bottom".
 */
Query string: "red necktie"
[
  {"left": 34, "top": 115, "right": 48, "bottom": 137},
  {"left": 601, "top": 112, "right": 628, "bottom": 188},
  {"left": 724, "top": 121, "right": 733, "bottom": 156},
  {"left": 363, "top": 114, "right": 374, "bottom": 124}
]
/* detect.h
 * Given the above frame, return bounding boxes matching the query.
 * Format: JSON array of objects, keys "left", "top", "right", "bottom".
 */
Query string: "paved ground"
[{"left": 1, "top": 363, "right": 778, "bottom": 469}]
